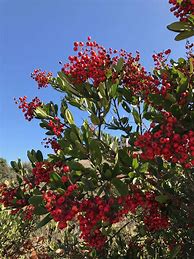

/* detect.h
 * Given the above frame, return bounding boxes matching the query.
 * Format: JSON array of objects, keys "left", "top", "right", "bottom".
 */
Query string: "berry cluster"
[
  {"left": 42, "top": 137, "right": 61, "bottom": 153},
  {"left": 62, "top": 37, "right": 158, "bottom": 97},
  {"left": 22, "top": 205, "right": 35, "bottom": 220},
  {"left": 135, "top": 113, "right": 194, "bottom": 168},
  {"left": 152, "top": 49, "right": 171, "bottom": 70},
  {"left": 0, "top": 172, "right": 169, "bottom": 250},
  {"left": 0, "top": 182, "right": 35, "bottom": 220},
  {"left": 169, "top": 0, "right": 194, "bottom": 22},
  {"left": 120, "top": 51, "right": 158, "bottom": 97},
  {"left": 31, "top": 69, "right": 52, "bottom": 88},
  {"left": 48, "top": 117, "right": 64, "bottom": 136},
  {"left": 43, "top": 185, "right": 79, "bottom": 229},
  {"left": 62, "top": 36, "right": 112, "bottom": 86},
  {"left": 15, "top": 96, "right": 42, "bottom": 121},
  {"left": 143, "top": 192, "right": 169, "bottom": 231},
  {"left": 32, "top": 161, "right": 69, "bottom": 185},
  {"left": 43, "top": 190, "right": 169, "bottom": 250},
  {"left": 0, "top": 184, "right": 18, "bottom": 207}
]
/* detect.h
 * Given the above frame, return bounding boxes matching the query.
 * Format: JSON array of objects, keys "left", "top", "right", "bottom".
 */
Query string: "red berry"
[{"left": 63, "top": 165, "right": 70, "bottom": 173}]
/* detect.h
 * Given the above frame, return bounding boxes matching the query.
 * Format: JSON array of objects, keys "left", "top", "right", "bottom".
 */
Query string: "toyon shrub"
[{"left": 1, "top": 2, "right": 194, "bottom": 258}]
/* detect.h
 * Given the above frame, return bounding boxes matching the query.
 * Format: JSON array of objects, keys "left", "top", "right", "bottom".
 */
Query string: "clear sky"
[{"left": 0, "top": 0, "right": 187, "bottom": 163}]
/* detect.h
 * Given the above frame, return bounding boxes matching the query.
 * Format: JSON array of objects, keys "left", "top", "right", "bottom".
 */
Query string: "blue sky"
[{"left": 0, "top": 0, "right": 187, "bottom": 163}]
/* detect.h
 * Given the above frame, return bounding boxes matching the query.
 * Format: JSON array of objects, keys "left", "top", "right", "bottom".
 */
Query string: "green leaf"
[
  {"left": 169, "top": 245, "right": 181, "bottom": 258},
  {"left": 122, "top": 101, "right": 131, "bottom": 113},
  {"left": 57, "top": 72, "right": 80, "bottom": 96},
  {"left": 132, "top": 108, "right": 141, "bottom": 125},
  {"left": 104, "top": 169, "right": 112, "bottom": 180},
  {"left": 67, "top": 161, "right": 85, "bottom": 171},
  {"left": 34, "top": 206, "right": 48, "bottom": 215},
  {"left": 156, "top": 157, "right": 163, "bottom": 170},
  {"left": 91, "top": 114, "right": 100, "bottom": 125},
  {"left": 29, "top": 195, "right": 43, "bottom": 206},
  {"left": 145, "top": 112, "right": 163, "bottom": 123},
  {"left": 139, "top": 162, "right": 149, "bottom": 173},
  {"left": 132, "top": 158, "right": 138, "bottom": 170},
  {"left": 149, "top": 94, "right": 164, "bottom": 104},
  {"left": 111, "top": 178, "right": 128, "bottom": 196},
  {"left": 175, "top": 30, "right": 194, "bottom": 41},
  {"left": 178, "top": 57, "right": 186, "bottom": 65},
  {"left": 115, "top": 58, "right": 124, "bottom": 72},
  {"left": 10, "top": 161, "right": 20, "bottom": 172},
  {"left": 50, "top": 172, "right": 61, "bottom": 182},
  {"left": 165, "top": 93, "right": 176, "bottom": 103},
  {"left": 118, "top": 149, "right": 132, "bottom": 166},
  {"left": 120, "top": 117, "right": 129, "bottom": 125},
  {"left": 81, "top": 177, "right": 96, "bottom": 191},
  {"left": 36, "top": 150, "right": 43, "bottom": 162},
  {"left": 155, "top": 195, "right": 168, "bottom": 204},
  {"left": 167, "top": 21, "right": 192, "bottom": 32},
  {"left": 89, "top": 139, "right": 102, "bottom": 165},
  {"left": 36, "top": 214, "right": 52, "bottom": 229},
  {"left": 98, "top": 82, "right": 106, "bottom": 99},
  {"left": 34, "top": 107, "right": 51, "bottom": 119},
  {"left": 16, "top": 176, "right": 22, "bottom": 185},
  {"left": 65, "top": 109, "right": 74, "bottom": 124},
  {"left": 110, "top": 84, "right": 118, "bottom": 97},
  {"left": 69, "top": 131, "right": 78, "bottom": 142},
  {"left": 128, "top": 172, "right": 136, "bottom": 178},
  {"left": 177, "top": 78, "right": 188, "bottom": 93},
  {"left": 190, "top": 57, "right": 194, "bottom": 74},
  {"left": 33, "top": 188, "right": 42, "bottom": 195},
  {"left": 106, "top": 69, "right": 112, "bottom": 79}
]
